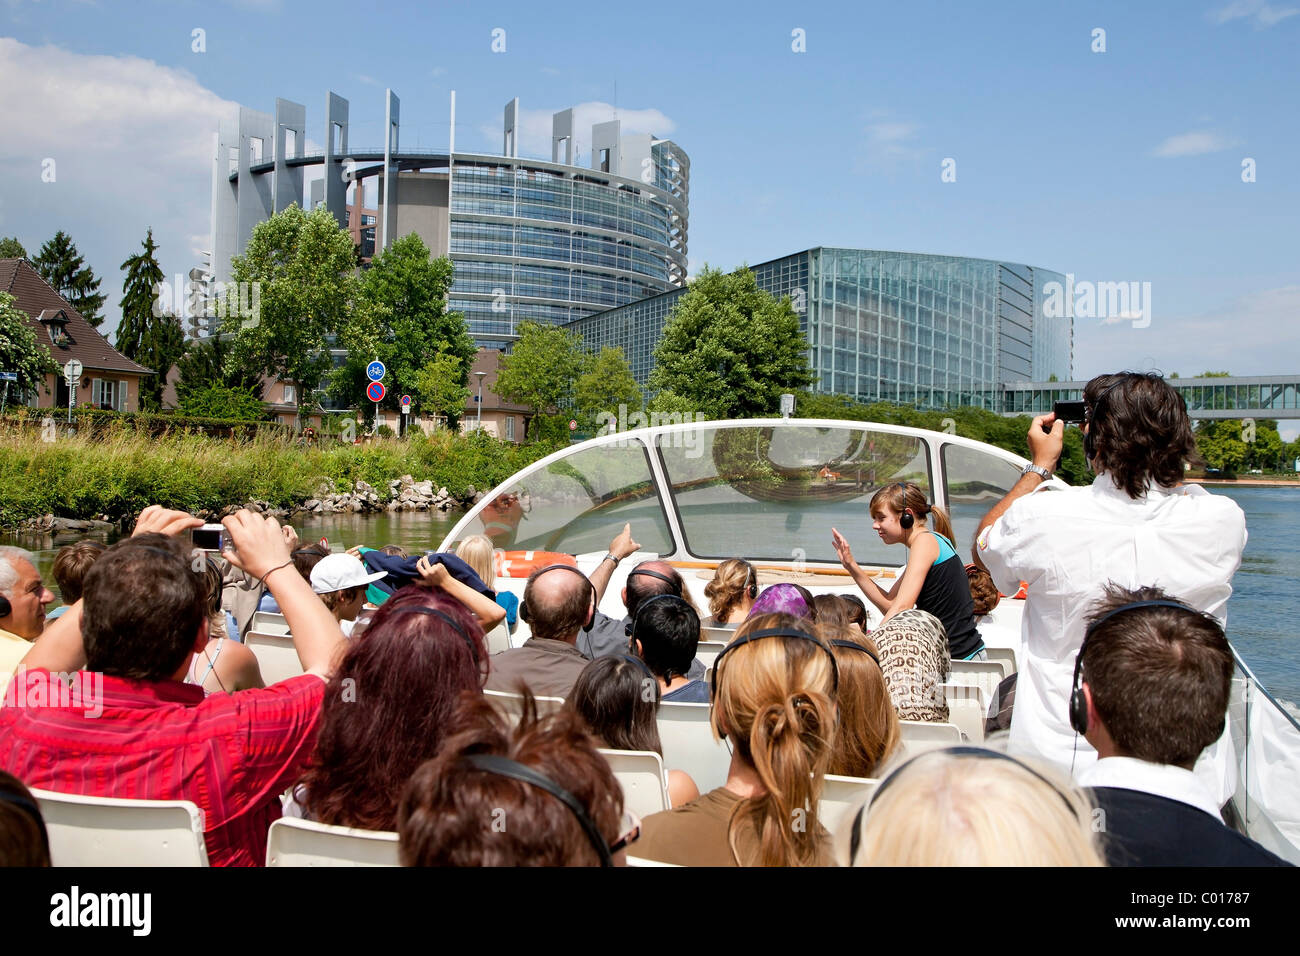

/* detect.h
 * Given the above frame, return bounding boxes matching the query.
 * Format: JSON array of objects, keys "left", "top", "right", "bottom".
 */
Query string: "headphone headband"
[
  {"left": 849, "top": 746, "right": 1079, "bottom": 864},
  {"left": 462, "top": 754, "right": 613, "bottom": 867},
  {"left": 625, "top": 593, "right": 695, "bottom": 641},
  {"left": 711, "top": 626, "right": 839, "bottom": 698},
  {"left": 618, "top": 653, "right": 658, "bottom": 683},
  {"left": 627, "top": 566, "right": 682, "bottom": 597},
  {"left": 829, "top": 638, "right": 880, "bottom": 668},
  {"left": 1069, "top": 597, "right": 1210, "bottom": 735},
  {"left": 386, "top": 605, "right": 481, "bottom": 665}
]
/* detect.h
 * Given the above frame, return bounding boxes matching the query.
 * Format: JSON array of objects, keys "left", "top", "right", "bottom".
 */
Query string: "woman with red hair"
[{"left": 292, "top": 586, "right": 489, "bottom": 832}]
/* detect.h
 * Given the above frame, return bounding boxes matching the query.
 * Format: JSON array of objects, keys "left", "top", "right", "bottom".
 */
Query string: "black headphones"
[
  {"left": 848, "top": 746, "right": 1081, "bottom": 865},
  {"left": 741, "top": 561, "right": 758, "bottom": 600},
  {"left": 627, "top": 566, "right": 682, "bottom": 597},
  {"left": 893, "top": 482, "right": 929, "bottom": 530},
  {"left": 1068, "top": 598, "right": 1204, "bottom": 735},
  {"left": 624, "top": 593, "right": 694, "bottom": 640},
  {"left": 0, "top": 594, "right": 10, "bottom": 618},
  {"left": 710, "top": 626, "right": 840, "bottom": 700},
  {"left": 519, "top": 564, "right": 595, "bottom": 627},
  {"left": 462, "top": 754, "right": 614, "bottom": 867},
  {"left": 1083, "top": 375, "right": 1134, "bottom": 464},
  {"left": 829, "top": 637, "right": 880, "bottom": 669},
  {"left": 386, "top": 605, "right": 481, "bottom": 666}
]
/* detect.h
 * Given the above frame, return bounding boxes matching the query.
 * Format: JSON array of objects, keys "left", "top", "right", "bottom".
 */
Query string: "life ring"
[{"left": 494, "top": 550, "right": 577, "bottom": 577}]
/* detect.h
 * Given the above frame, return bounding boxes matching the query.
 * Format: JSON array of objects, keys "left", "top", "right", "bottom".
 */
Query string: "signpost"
[
  {"left": 63, "top": 360, "right": 83, "bottom": 424},
  {"left": 366, "top": 381, "right": 386, "bottom": 403},
  {"left": 366, "top": 360, "right": 386, "bottom": 382},
  {"left": 568, "top": 419, "right": 577, "bottom": 431}
]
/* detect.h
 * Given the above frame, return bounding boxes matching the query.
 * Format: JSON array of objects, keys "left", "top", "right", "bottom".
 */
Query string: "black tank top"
[{"left": 916, "top": 534, "right": 983, "bottom": 660}]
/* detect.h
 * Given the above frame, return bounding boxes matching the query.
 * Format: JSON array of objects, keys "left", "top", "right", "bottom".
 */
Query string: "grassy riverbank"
[{"left": 0, "top": 427, "right": 560, "bottom": 527}]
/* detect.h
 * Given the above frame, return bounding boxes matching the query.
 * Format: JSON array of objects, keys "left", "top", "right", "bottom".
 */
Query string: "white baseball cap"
[{"left": 309, "top": 553, "right": 388, "bottom": 594}]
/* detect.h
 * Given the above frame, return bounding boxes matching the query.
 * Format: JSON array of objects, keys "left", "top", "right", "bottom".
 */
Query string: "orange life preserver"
[{"left": 494, "top": 550, "right": 578, "bottom": 578}]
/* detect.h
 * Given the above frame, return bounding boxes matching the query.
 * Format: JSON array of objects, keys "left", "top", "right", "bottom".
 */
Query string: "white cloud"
[
  {"left": 1075, "top": 285, "right": 1300, "bottom": 379},
  {"left": 858, "top": 117, "right": 927, "bottom": 167},
  {"left": 355, "top": 73, "right": 379, "bottom": 86},
  {"left": 474, "top": 101, "right": 676, "bottom": 161},
  {"left": 1151, "top": 129, "right": 1239, "bottom": 157},
  {"left": 0, "top": 38, "right": 238, "bottom": 339},
  {"left": 1211, "top": 0, "right": 1299, "bottom": 28},
  {"left": 430, "top": 66, "right": 447, "bottom": 77}
]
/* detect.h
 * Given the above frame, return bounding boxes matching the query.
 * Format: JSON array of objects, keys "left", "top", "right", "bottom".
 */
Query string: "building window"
[
  {"left": 505, "top": 416, "right": 515, "bottom": 441},
  {"left": 283, "top": 384, "right": 296, "bottom": 404}
]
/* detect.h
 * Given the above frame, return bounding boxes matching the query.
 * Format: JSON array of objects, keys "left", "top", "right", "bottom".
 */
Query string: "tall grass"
[{"left": 0, "top": 426, "right": 560, "bottom": 526}]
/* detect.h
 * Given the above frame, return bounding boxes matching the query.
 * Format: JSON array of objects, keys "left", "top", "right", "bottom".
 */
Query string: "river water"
[{"left": 4, "top": 485, "right": 1297, "bottom": 706}]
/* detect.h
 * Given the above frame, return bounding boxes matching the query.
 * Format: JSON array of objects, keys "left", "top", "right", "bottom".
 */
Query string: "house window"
[
  {"left": 283, "top": 384, "right": 296, "bottom": 404},
  {"left": 94, "top": 379, "right": 116, "bottom": 411},
  {"left": 505, "top": 416, "right": 515, "bottom": 441}
]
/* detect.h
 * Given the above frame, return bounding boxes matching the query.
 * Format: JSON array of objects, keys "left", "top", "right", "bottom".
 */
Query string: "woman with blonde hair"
[
  {"left": 456, "top": 534, "right": 519, "bottom": 631},
  {"left": 701, "top": 558, "right": 758, "bottom": 628},
  {"left": 632, "top": 612, "right": 839, "bottom": 867},
  {"left": 840, "top": 747, "right": 1104, "bottom": 867},
  {"left": 817, "top": 600, "right": 899, "bottom": 778}
]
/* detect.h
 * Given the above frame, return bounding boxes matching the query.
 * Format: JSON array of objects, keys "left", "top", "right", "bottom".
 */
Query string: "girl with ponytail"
[
  {"left": 831, "top": 481, "right": 985, "bottom": 661},
  {"left": 632, "top": 612, "right": 838, "bottom": 867}
]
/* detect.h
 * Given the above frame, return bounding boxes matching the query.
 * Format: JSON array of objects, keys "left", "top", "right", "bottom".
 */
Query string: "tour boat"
[{"left": 440, "top": 417, "right": 1300, "bottom": 863}]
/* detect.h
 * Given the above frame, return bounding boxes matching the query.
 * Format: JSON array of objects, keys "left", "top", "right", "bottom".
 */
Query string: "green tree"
[
  {"left": 0, "top": 237, "right": 27, "bottom": 260},
  {"left": 575, "top": 346, "right": 642, "bottom": 424},
  {"left": 115, "top": 228, "right": 165, "bottom": 361},
  {"left": 226, "top": 205, "right": 357, "bottom": 427},
  {"left": 0, "top": 291, "right": 58, "bottom": 398},
  {"left": 174, "top": 335, "right": 265, "bottom": 405},
  {"left": 331, "top": 234, "right": 474, "bottom": 417},
  {"left": 495, "top": 321, "right": 586, "bottom": 440},
  {"left": 650, "top": 266, "right": 815, "bottom": 418},
  {"left": 137, "top": 312, "right": 185, "bottom": 412},
  {"left": 411, "top": 351, "right": 472, "bottom": 427},
  {"left": 176, "top": 384, "right": 267, "bottom": 421},
  {"left": 32, "top": 231, "right": 106, "bottom": 327},
  {"left": 1195, "top": 420, "right": 1250, "bottom": 474}
]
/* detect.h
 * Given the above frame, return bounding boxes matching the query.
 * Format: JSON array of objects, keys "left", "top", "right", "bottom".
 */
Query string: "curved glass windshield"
[
  {"left": 941, "top": 442, "right": 1025, "bottom": 556},
  {"left": 453, "top": 440, "right": 673, "bottom": 556},
  {"left": 655, "top": 423, "right": 931, "bottom": 564}
]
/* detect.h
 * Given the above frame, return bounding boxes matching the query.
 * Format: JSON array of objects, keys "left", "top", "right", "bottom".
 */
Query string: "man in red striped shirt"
[{"left": 0, "top": 507, "right": 345, "bottom": 866}]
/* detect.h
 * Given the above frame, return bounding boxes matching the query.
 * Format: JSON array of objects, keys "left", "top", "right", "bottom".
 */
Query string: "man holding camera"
[{"left": 972, "top": 372, "right": 1246, "bottom": 790}]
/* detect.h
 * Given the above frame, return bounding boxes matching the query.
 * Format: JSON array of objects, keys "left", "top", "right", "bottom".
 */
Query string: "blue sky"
[{"left": 1, "top": 0, "right": 1297, "bottom": 411}]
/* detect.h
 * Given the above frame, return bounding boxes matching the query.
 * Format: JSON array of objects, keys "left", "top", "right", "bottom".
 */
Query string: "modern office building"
[
  {"left": 210, "top": 91, "right": 689, "bottom": 347},
  {"left": 567, "top": 248, "right": 1071, "bottom": 411}
]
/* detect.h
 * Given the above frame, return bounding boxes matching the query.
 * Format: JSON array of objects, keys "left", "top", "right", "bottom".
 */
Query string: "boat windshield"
[{"left": 444, "top": 421, "right": 1030, "bottom": 564}]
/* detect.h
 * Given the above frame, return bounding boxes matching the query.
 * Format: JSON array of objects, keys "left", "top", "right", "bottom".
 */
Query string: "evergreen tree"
[
  {"left": 650, "top": 266, "right": 815, "bottom": 418},
  {"left": 0, "top": 237, "right": 28, "bottom": 260},
  {"left": 136, "top": 312, "right": 186, "bottom": 411},
  {"left": 115, "top": 228, "right": 165, "bottom": 361},
  {"left": 174, "top": 334, "right": 264, "bottom": 404},
  {"left": 32, "top": 231, "right": 106, "bottom": 327}
]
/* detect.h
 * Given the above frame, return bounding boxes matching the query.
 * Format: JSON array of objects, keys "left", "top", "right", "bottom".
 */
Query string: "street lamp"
[{"left": 475, "top": 371, "right": 487, "bottom": 431}]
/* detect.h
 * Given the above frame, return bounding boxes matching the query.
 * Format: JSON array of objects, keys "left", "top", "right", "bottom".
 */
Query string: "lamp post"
[{"left": 475, "top": 371, "right": 487, "bottom": 431}]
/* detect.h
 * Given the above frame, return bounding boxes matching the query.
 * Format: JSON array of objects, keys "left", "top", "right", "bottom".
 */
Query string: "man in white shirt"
[
  {"left": 1073, "top": 586, "right": 1288, "bottom": 866},
  {"left": 0, "top": 547, "right": 56, "bottom": 699},
  {"left": 972, "top": 372, "right": 1246, "bottom": 787}
]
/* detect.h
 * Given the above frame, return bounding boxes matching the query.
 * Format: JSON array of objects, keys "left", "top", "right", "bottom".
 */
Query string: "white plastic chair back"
[
  {"left": 817, "top": 774, "right": 880, "bottom": 833},
  {"left": 939, "top": 683, "right": 987, "bottom": 744},
  {"left": 250, "top": 611, "right": 290, "bottom": 635},
  {"left": 482, "top": 689, "right": 567, "bottom": 725},
  {"left": 33, "top": 788, "right": 208, "bottom": 867},
  {"left": 694, "top": 641, "right": 726, "bottom": 670},
  {"left": 597, "top": 749, "right": 671, "bottom": 817},
  {"left": 948, "top": 659, "right": 1007, "bottom": 703},
  {"left": 897, "top": 719, "right": 963, "bottom": 757},
  {"left": 701, "top": 625, "right": 736, "bottom": 642},
  {"left": 482, "top": 622, "right": 511, "bottom": 655},
  {"left": 265, "top": 817, "right": 400, "bottom": 867},
  {"left": 656, "top": 701, "right": 730, "bottom": 794},
  {"left": 246, "top": 630, "right": 305, "bottom": 684},
  {"left": 983, "top": 646, "right": 1017, "bottom": 677},
  {"left": 626, "top": 855, "right": 681, "bottom": 866}
]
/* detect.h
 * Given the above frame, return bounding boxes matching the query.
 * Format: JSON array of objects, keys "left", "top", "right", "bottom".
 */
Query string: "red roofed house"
[{"left": 0, "top": 258, "right": 153, "bottom": 411}]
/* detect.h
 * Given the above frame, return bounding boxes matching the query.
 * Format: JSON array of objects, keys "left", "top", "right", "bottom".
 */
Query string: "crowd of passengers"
[{"left": 0, "top": 371, "right": 1292, "bottom": 867}]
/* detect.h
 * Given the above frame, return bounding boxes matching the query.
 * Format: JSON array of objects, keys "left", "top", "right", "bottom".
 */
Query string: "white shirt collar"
[{"left": 1079, "top": 755, "right": 1224, "bottom": 820}]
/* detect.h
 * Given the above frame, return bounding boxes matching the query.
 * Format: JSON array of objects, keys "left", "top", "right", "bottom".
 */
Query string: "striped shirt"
[{"left": 0, "top": 667, "right": 324, "bottom": 867}]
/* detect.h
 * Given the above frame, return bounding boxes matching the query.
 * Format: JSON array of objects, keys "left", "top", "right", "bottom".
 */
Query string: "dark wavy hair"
[
  {"left": 299, "top": 586, "right": 487, "bottom": 831},
  {"left": 1086, "top": 372, "right": 1198, "bottom": 498},
  {"left": 567, "top": 655, "right": 663, "bottom": 753}
]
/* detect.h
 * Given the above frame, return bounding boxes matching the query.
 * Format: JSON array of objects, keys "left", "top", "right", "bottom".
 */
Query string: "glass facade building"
[
  {"left": 446, "top": 146, "right": 689, "bottom": 345},
  {"left": 567, "top": 247, "right": 1072, "bottom": 411}
]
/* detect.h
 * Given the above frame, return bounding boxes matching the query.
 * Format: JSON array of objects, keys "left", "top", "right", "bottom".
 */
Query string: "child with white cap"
[{"left": 310, "top": 554, "right": 388, "bottom": 637}]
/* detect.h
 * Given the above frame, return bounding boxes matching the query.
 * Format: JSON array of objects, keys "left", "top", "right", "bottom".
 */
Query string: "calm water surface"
[{"left": 5, "top": 485, "right": 1298, "bottom": 705}]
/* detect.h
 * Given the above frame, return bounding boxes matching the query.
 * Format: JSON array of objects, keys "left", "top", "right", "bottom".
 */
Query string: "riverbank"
[
  {"left": 0, "top": 427, "right": 558, "bottom": 531},
  {"left": 1189, "top": 478, "right": 1300, "bottom": 488}
]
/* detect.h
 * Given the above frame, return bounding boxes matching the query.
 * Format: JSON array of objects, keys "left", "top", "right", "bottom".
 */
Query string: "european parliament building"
[
  {"left": 568, "top": 249, "right": 1072, "bottom": 410},
  {"left": 209, "top": 90, "right": 1070, "bottom": 412},
  {"left": 210, "top": 91, "right": 689, "bottom": 346}
]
